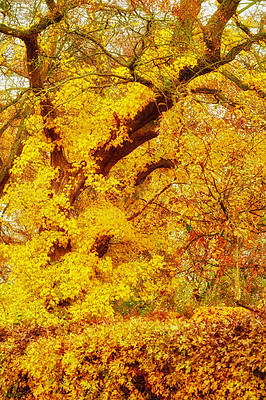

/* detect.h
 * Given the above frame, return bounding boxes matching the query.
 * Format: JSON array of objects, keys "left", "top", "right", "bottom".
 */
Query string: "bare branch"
[
  {"left": 222, "top": 32, "right": 266, "bottom": 64},
  {"left": 127, "top": 182, "right": 173, "bottom": 221},
  {"left": 221, "top": 69, "right": 266, "bottom": 99},
  {"left": 0, "top": 110, "right": 22, "bottom": 138},
  {"left": 73, "top": 29, "right": 128, "bottom": 68},
  {"left": 233, "top": 14, "right": 252, "bottom": 36},
  {"left": 0, "top": 89, "right": 29, "bottom": 113},
  {"left": 191, "top": 86, "right": 238, "bottom": 107}
]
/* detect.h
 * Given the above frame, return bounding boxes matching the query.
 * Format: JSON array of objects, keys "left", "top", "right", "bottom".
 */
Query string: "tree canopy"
[{"left": 0, "top": 0, "right": 265, "bottom": 325}]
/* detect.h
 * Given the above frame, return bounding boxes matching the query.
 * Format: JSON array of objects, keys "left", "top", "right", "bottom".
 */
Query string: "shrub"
[{"left": 0, "top": 307, "right": 265, "bottom": 399}]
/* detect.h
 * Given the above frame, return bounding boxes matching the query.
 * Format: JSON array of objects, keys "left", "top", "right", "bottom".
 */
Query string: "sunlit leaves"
[{"left": 0, "top": 0, "right": 265, "bottom": 327}]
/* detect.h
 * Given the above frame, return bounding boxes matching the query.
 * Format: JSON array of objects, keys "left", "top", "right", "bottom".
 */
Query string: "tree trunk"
[{"left": 233, "top": 237, "right": 241, "bottom": 302}]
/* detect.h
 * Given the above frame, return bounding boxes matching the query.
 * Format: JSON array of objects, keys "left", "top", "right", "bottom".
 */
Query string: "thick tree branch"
[
  {"left": 36, "top": 0, "right": 263, "bottom": 199},
  {"left": 91, "top": 234, "right": 113, "bottom": 258},
  {"left": 134, "top": 159, "right": 175, "bottom": 186},
  {"left": 0, "top": 6, "right": 63, "bottom": 90},
  {"left": 125, "top": 93, "right": 173, "bottom": 133},
  {"left": 0, "top": 8, "right": 69, "bottom": 169},
  {"left": 94, "top": 122, "right": 160, "bottom": 176},
  {"left": 203, "top": 0, "right": 240, "bottom": 57},
  {"left": 178, "top": 2, "right": 265, "bottom": 84},
  {"left": 24, "top": 35, "right": 43, "bottom": 90},
  {"left": 45, "top": 0, "right": 57, "bottom": 12},
  {"left": 0, "top": 10, "right": 63, "bottom": 40},
  {"left": 70, "top": 93, "right": 173, "bottom": 201},
  {"left": 0, "top": 129, "right": 26, "bottom": 196},
  {"left": 0, "top": 23, "right": 23, "bottom": 38},
  {"left": 179, "top": 31, "right": 266, "bottom": 82},
  {"left": 73, "top": 29, "right": 128, "bottom": 68}
]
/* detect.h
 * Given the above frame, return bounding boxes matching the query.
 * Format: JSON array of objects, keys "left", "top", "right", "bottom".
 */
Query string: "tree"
[
  {"left": 0, "top": 0, "right": 265, "bottom": 325},
  {"left": 162, "top": 94, "right": 265, "bottom": 304}
]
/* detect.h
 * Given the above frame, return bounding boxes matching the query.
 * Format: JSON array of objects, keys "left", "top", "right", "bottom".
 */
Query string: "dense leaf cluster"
[{"left": 0, "top": 307, "right": 265, "bottom": 399}]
